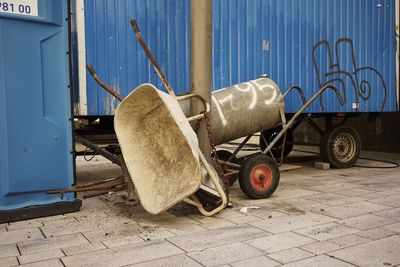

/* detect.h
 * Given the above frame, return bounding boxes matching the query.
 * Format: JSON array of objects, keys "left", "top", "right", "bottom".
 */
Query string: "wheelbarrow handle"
[
  {"left": 130, "top": 18, "right": 176, "bottom": 98},
  {"left": 86, "top": 63, "right": 97, "bottom": 77},
  {"left": 86, "top": 64, "right": 124, "bottom": 102},
  {"left": 130, "top": 19, "right": 140, "bottom": 35}
]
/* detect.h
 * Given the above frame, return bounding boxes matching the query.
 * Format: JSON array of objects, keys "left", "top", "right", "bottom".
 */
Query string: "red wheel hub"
[{"left": 250, "top": 164, "right": 272, "bottom": 191}]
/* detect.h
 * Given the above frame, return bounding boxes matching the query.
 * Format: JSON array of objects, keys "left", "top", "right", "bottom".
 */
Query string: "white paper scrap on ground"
[{"left": 239, "top": 206, "right": 260, "bottom": 213}]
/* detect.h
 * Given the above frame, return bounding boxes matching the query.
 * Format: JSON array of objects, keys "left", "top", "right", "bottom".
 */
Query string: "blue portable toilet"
[{"left": 0, "top": 1, "right": 81, "bottom": 223}]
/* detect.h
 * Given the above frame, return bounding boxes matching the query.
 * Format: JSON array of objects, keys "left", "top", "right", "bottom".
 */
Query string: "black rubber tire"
[
  {"left": 216, "top": 150, "right": 239, "bottom": 186},
  {"left": 259, "top": 127, "right": 294, "bottom": 158},
  {"left": 320, "top": 125, "right": 361, "bottom": 168},
  {"left": 239, "top": 154, "right": 280, "bottom": 199}
]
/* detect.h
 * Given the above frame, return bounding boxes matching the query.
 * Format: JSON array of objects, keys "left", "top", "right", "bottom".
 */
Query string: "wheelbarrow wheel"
[
  {"left": 259, "top": 127, "right": 294, "bottom": 158},
  {"left": 239, "top": 154, "right": 280, "bottom": 199},
  {"left": 215, "top": 150, "right": 239, "bottom": 186}
]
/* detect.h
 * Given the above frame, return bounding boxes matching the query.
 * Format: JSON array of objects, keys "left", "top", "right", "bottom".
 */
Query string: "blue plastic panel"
[
  {"left": 81, "top": 0, "right": 397, "bottom": 115},
  {"left": 0, "top": 0, "right": 75, "bottom": 210}
]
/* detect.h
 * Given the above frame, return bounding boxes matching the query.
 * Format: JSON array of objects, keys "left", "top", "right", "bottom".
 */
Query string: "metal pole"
[{"left": 190, "top": 0, "right": 212, "bottom": 156}]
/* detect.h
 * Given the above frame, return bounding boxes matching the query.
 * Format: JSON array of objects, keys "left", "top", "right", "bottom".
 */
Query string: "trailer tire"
[
  {"left": 320, "top": 125, "right": 361, "bottom": 168},
  {"left": 239, "top": 154, "right": 280, "bottom": 199},
  {"left": 216, "top": 150, "right": 239, "bottom": 186},
  {"left": 259, "top": 127, "right": 294, "bottom": 158}
]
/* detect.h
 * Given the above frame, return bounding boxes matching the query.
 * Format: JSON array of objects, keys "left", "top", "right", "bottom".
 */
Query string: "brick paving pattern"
[{"left": 1, "top": 150, "right": 399, "bottom": 266}]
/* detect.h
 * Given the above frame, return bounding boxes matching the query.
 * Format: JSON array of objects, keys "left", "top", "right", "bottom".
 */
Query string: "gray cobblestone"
[
  {"left": 40, "top": 216, "right": 136, "bottom": 238},
  {"left": 188, "top": 242, "right": 264, "bottom": 266},
  {"left": 132, "top": 254, "right": 202, "bottom": 267},
  {"left": 300, "top": 241, "right": 344, "bottom": 255},
  {"left": 62, "top": 242, "right": 107, "bottom": 256},
  {"left": 250, "top": 212, "right": 336, "bottom": 234},
  {"left": 282, "top": 255, "right": 353, "bottom": 266},
  {"left": 18, "top": 234, "right": 88, "bottom": 255},
  {"left": 0, "top": 223, "right": 7, "bottom": 232},
  {"left": 7, "top": 220, "right": 43, "bottom": 231},
  {"left": 0, "top": 244, "right": 19, "bottom": 258},
  {"left": 19, "top": 259, "right": 64, "bottom": 267},
  {"left": 294, "top": 222, "right": 359, "bottom": 241},
  {"left": 167, "top": 225, "right": 268, "bottom": 252},
  {"left": 18, "top": 249, "right": 64, "bottom": 264},
  {"left": 381, "top": 222, "right": 400, "bottom": 233},
  {"left": 329, "top": 234, "right": 370, "bottom": 247},
  {"left": 373, "top": 208, "right": 400, "bottom": 221},
  {"left": 0, "top": 256, "right": 18, "bottom": 267},
  {"left": 338, "top": 214, "right": 396, "bottom": 230},
  {"left": 321, "top": 202, "right": 391, "bottom": 219},
  {"left": 355, "top": 228, "right": 397, "bottom": 240},
  {"left": 82, "top": 224, "right": 146, "bottom": 243},
  {"left": 268, "top": 248, "right": 314, "bottom": 264},
  {"left": 329, "top": 235, "right": 400, "bottom": 266},
  {"left": 0, "top": 228, "right": 43, "bottom": 246},
  {"left": 230, "top": 256, "right": 281, "bottom": 267},
  {"left": 61, "top": 239, "right": 183, "bottom": 266},
  {"left": 246, "top": 232, "right": 315, "bottom": 253}
]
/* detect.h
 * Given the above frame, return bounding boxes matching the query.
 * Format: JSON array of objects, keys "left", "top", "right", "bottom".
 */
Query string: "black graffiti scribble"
[{"left": 312, "top": 38, "right": 387, "bottom": 112}]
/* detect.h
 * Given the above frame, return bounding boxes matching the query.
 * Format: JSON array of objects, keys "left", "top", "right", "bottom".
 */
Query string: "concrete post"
[{"left": 190, "top": 0, "right": 212, "bottom": 156}]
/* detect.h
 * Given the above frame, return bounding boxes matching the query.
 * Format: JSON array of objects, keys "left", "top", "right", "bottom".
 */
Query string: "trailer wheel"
[
  {"left": 215, "top": 150, "right": 239, "bottom": 186},
  {"left": 259, "top": 127, "right": 294, "bottom": 158},
  {"left": 239, "top": 154, "right": 280, "bottom": 199},
  {"left": 320, "top": 125, "right": 361, "bottom": 168}
]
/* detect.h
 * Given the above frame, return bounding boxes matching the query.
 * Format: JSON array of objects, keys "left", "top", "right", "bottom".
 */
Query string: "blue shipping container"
[
  {"left": 0, "top": 1, "right": 80, "bottom": 217},
  {"left": 77, "top": 0, "right": 398, "bottom": 115}
]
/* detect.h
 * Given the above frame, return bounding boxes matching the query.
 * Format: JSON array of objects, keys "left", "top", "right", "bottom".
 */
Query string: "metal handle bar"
[
  {"left": 130, "top": 18, "right": 212, "bottom": 122},
  {"left": 262, "top": 84, "right": 345, "bottom": 155},
  {"left": 130, "top": 19, "right": 176, "bottom": 97},
  {"left": 86, "top": 64, "right": 123, "bottom": 102},
  {"left": 283, "top": 85, "right": 307, "bottom": 104},
  {"left": 177, "top": 94, "right": 211, "bottom": 122}
]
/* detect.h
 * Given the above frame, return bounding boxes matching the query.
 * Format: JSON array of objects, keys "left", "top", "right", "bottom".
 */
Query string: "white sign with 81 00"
[{"left": 0, "top": 0, "right": 38, "bottom": 16}]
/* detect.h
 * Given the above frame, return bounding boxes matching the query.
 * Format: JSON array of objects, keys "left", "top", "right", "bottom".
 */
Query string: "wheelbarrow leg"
[
  {"left": 75, "top": 134, "right": 137, "bottom": 203},
  {"left": 75, "top": 134, "right": 121, "bottom": 165},
  {"left": 120, "top": 157, "right": 137, "bottom": 203}
]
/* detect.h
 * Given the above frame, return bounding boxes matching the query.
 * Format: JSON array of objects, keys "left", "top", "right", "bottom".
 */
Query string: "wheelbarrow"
[{"left": 87, "top": 64, "right": 227, "bottom": 216}]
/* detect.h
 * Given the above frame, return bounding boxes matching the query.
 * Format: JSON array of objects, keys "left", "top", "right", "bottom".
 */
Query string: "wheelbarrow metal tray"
[{"left": 114, "top": 84, "right": 202, "bottom": 214}]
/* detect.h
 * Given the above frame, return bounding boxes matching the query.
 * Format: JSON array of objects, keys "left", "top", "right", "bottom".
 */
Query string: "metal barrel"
[{"left": 181, "top": 77, "right": 284, "bottom": 145}]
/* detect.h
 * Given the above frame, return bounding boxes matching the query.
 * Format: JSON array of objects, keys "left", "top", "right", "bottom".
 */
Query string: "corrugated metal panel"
[
  {"left": 81, "top": 0, "right": 397, "bottom": 115},
  {"left": 213, "top": 0, "right": 397, "bottom": 113},
  {"left": 84, "top": 0, "right": 191, "bottom": 115}
]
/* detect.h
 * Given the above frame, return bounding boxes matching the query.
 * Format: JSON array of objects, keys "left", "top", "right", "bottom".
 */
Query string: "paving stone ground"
[{"left": 1, "top": 147, "right": 399, "bottom": 266}]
